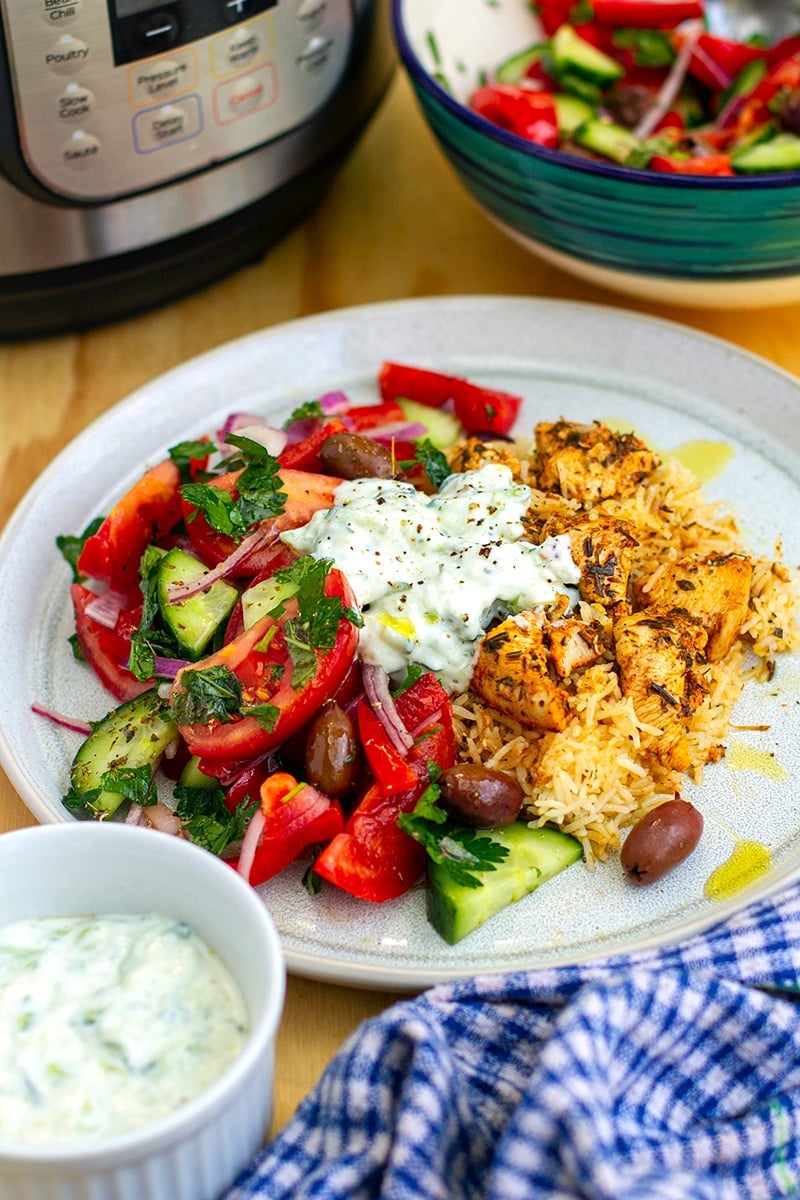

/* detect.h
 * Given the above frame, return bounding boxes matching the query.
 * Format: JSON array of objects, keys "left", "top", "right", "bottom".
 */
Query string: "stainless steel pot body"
[{"left": 0, "top": 0, "right": 393, "bottom": 334}]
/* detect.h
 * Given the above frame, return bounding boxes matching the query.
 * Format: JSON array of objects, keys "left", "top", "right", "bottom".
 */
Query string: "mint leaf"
[{"left": 171, "top": 664, "right": 242, "bottom": 724}]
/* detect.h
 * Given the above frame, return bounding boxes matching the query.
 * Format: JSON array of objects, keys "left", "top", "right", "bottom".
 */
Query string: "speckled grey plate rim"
[{"left": 0, "top": 296, "right": 798, "bottom": 991}]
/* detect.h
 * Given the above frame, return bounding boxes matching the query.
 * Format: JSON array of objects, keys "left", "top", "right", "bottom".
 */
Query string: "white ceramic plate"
[{"left": 1, "top": 297, "right": 799, "bottom": 991}]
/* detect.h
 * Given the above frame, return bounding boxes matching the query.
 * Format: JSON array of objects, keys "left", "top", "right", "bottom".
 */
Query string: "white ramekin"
[{"left": 0, "top": 821, "right": 285, "bottom": 1200}]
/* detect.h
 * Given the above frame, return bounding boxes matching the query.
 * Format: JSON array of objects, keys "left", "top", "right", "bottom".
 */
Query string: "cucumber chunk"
[
  {"left": 68, "top": 688, "right": 178, "bottom": 818},
  {"left": 554, "top": 92, "right": 596, "bottom": 135},
  {"left": 157, "top": 547, "right": 238, "bottom": 660},
  {"left": 495, "top": 43, "right": 546, "bottom": 85},
  {"left": 573, "top": 118, "right": 641, "bottom": 164},
  {"left": 397, "top": 398, "right": 463, "bottom": 448},
  {"left": 427, "top": 822, "right": 582, "bottom": 944},
  {"left": 550, "top": 25, "right": 624, "bottom": 87},
  {"left": 732, "top": 132, "right": 800, "bottom": 174}
]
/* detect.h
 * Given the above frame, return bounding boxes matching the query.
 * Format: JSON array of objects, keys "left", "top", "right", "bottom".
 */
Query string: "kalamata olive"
[
  {"left": 304, "top": 701, "right": 359, "bottom": 799},
  {"left": 438, "top": 764, "right": 524, "bottom": 828},
  {"left": 319, "top": 433, "right": 395, "bottom": 480},
  {"left": 621, "top": 798, "right": 703, "bottom": 886}
]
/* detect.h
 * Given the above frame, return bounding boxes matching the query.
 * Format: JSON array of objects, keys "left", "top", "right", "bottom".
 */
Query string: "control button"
[
  {"left": 221, "top": 0, "right": 257, "bottom": 23},
  {"left": 211, "top": 16, "right": 272, "bottom": 77},
  {"left": 133, "top": 97, "right": 202, "bottom": 153},
  {"left": 136, "top": 11, "right": 180, "bottom": 55},
  {"left": 61, "top": 129, "right": 101, "bottom": 167},
  {"left": 296, "top": 0, "right": 327, "bottom": 24},
  {"left": 296, "top": 34, "right": 334, "bottom": 73},
  {"left": 214, "top": 64, "right": 276, "bottom": 124},
  {"left": 40, "top": 0, "right": 82, "bottom": 27},
  {"left": 45, "top": 34, "right": 90, "bottom": 75},
  {"left": 128, "top": 52, "right": 197, "bottom": 107},
  {"left": 57, "top": 82, "right": 95, "bottom": 120}
]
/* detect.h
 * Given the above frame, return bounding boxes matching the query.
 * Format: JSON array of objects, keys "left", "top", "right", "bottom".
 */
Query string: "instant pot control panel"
[{"left": 0, "top": 0, "right": 355, "bottom": 202}]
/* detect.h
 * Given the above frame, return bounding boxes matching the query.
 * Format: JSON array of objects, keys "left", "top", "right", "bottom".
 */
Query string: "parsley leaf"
[
  {"left": 283, "top": 399, "right": 323, "bottom": 428},
  {"left": 404, "top": 437, "right": 452, "bottom": 490},
  {"left": 180, "top": 435, "right": 286, "bottom": 542},
  {"left": 170, "top": 664, "right": 242, "bottom": 724},
  {"left": 173, "top": 784, "right": 255, "bottom": 856},
  {"left": 168, "top": 438, "right": 212, "bottom": 482},
  {"left": 398, "top": 770, "right": 509, "bottom": 888},
  {"left": 56, "top": 516, "right": 104, "bottom": 583}
]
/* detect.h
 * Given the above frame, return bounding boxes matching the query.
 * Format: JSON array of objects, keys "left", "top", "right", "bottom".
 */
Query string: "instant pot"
[{"left": 0, "top": 0, "right": 393, "bottom": 337}]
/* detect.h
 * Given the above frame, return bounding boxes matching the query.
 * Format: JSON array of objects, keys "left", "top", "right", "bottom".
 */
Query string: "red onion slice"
[
  {"left": 166, "top": 526, "right": 274, "bottom": 602},
  {"left": 237, "top": 806, "right": 265, "bottom": 884},
  {"left": 84, "top": 590, "right": 126, "bottom": 630},
  {"left": 633, "top": 20, "right": 703, "bottom": 141},
  {"left": 362, "top": 662, "right": 414, "bottom": 754},
  {"left": 318, "top": 391, "right": 351, "bottom": 415},
  {"left": 368, "top": 422, "right": 428, "bottom": 444},
  {"left": 30, "top": 703, "right": 93, "bottom": 736}
]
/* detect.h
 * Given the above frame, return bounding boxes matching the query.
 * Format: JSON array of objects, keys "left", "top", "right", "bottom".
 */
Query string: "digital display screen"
[{"left": 113, "top": 0, "right": 167, "bottom": 16}]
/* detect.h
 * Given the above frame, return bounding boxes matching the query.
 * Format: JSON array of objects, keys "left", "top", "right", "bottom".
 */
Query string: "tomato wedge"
[
  {"left": 70, "top": 583, "right": 149, "bottom": 702},
  {"left": 77, "top": 459, "right": 182, "bottom": 590},
  {"left": 173, "top": 566, "right": 359, "bottom": 763},
  {"left": 183, "top": 467, "right": 340, "bottom": 574},
  {"left": 314, "top": 674, "right": 455, "bottom": 902}
]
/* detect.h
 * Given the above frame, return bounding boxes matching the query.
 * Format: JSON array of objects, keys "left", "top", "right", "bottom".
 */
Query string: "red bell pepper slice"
[
  {"left": 591, "top": 0, "right": 704, "bottom": 28},
  {"left": 342, "top": 399, "right": 407, "bottom": 432},
  {"left": 379, "top": 362, "right": 523, "bottom": 436},
  {"left": 278, "top": 418, "right": 347, "bottom": 472},
  {"left": 77, "top": 458, "right": 182, "bottom": 591},
  {"left": 649, "top": 153, "right": 734, "bottom": 175},
  {"left": 356, "top": 698, "right": 418, "bottom": 796},
  {"left": 241, "top": 771, "right": 345, "bottom": 887},
  {"left": 470, "top": 85, "right": 560, "bottom": 148},
  {"left": 534, "top": 0, "right": 581, "bottom": 36},
  {"left": 686, "top": 34, "right": 764, "bottom": 91},
  {"left": 70, "top": 582, "right": 149, "bottom": 702},
  {"left": 313, "top": 674, "right": 455, "bottom": 903},
  {"left": 379, "top": 362, "right": 459, "bottom": 409}
]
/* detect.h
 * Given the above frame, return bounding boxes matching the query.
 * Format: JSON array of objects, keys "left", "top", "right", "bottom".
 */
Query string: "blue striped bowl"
[{"left": 392, "top": 0, "right": 800, "bottom": 308}]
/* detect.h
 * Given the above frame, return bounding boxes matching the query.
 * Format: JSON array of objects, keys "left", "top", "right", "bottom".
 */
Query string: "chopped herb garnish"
[
  {"left": 180, "top": 434, "right": 286, "bottom": 541},
  {"left": 283, "top": 400, "right": 323, "bottom": 428},
  {"left": 274, "top": 556, "right": 346, "bottom": 689},
  {"left": 402, "top": 437, "right": 452, "bottom": 490},
  {"left": 398, "top": 768, "right": 510, "bottom": 888},
  {"left": 240, "top": 702, "right": 281, "bottom": 731},
  {"left": 168, "top": 438, "right": 212, "bottom": 481},
  {"left": 173, "top": 784, "right": 256, "bottom": 856},
  {"left": 170, "top": 664, "right": 242, "bottom": 724}
]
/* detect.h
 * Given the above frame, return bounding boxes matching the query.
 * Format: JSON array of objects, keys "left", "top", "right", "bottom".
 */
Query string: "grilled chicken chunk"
[
  {"left": 535, "top": 419, "right": 660, "bottom": 503},
  {"left": 472, "top": 612, "right": 570, "bottom": 732},
  {"left": 613, "top": 609, "right": 709, "bottom": 772},
  {"left": 448, "top": 436, "right": 524, "bottom": 480},
  {"left": 636, "top": 553, "right": 753, "bottom": 662},
  {"left": 547, "top": 616, "right": 605, "bottom": 679},
  {"left": 547, "top": 510, "right": 639, "bottom": 610}
]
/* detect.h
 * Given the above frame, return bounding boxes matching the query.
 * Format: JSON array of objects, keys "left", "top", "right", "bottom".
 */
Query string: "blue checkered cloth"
[{"left": 227, "top": 884, "right": 800, "bottom": 1200}]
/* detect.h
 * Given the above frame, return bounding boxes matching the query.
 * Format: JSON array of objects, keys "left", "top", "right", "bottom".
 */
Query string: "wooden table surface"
[{"left": 2, "top": 70, "right": 800, "bottom": 1137}]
